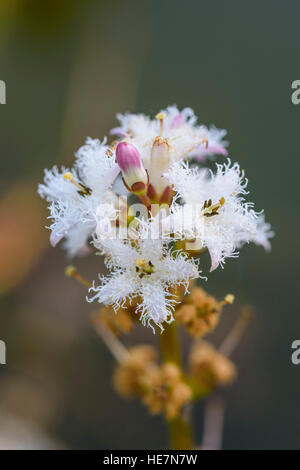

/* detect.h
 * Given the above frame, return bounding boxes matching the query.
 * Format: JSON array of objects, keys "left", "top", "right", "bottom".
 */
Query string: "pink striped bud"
[{"left": 116, "top": 142, "right": 148, "bottom": 195}]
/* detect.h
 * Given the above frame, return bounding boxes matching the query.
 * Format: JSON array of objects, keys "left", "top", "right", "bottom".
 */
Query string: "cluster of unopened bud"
[
  {"left": 142, "top": 362, "right": 192, "bottom": 420},
  {"left": 98, "top": 305, "right": 133, "bottom": 336},
  {"left": 189, "top": 341, "right": 237, "bottom": 388},
  {"left": 175, "top": 287, "right": 234, "bottom": 338},
  {"left": 114, "top": 346, "right": 192, "bottom": 420},
  {"left": 114, "top": 345, "right": 158, "bottom": 397}
]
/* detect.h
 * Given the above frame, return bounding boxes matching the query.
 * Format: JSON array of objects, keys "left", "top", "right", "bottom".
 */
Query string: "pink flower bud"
[{"left": 116, "top": 142, "right": 148, "bottom": 194}]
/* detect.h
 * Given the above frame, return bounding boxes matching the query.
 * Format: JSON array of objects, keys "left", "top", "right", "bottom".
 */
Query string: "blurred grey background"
[{"left": 0, "top": 0, "right": 299, "bottom": 449}]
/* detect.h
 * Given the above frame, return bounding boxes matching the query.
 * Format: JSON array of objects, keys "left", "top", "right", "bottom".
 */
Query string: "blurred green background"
[{"left": 0, "top": 0, "right": 299, "bottom": 449}]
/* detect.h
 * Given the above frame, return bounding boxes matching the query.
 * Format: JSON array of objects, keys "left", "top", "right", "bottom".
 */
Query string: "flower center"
[
  {"left": 202, "top": 197, "right": 225, "bottom": 217},
  {"left": 135, "top": 258, "right": 155, "bottom": 278}
]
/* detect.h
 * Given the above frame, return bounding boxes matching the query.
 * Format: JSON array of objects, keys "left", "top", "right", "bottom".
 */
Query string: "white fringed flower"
[
  {"left": 111, "top": 105, "right": 228, "bottom": 199},
  {"left": 88, "top": 236, "right": 199, "bottom": 331},
  {"left": 38, "top": 104, "right": 273, "bottom": 334},
  {"left": 38, "top": 138, "right": 120, "bottom": 257},
  {"left": 165, "top": 159, "right": 273, "bottom": 271}
]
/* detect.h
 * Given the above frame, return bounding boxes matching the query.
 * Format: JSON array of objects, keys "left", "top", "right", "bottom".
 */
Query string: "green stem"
[
  {"left": 158, "top": 323, "right": 194, "bottom": 450},
  {"left": 159, "top": 322, "right": 182, "bottom": 366},
  {"left": 169, "top": 415, "right": 194, "bottom": 451}
]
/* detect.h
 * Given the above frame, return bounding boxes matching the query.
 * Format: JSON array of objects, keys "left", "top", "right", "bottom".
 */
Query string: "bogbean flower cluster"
[{"left": 39, "top": 105, "right": 273, "bottom": 331}]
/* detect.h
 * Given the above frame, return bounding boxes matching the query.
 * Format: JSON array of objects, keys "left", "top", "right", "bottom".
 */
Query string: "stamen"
[
  {"left": 64, "top": 172, "right": 79, "bottom": 187},
  {"left": 156, "top": 112, "right": 165, "bottom": 136},
  {"left": 186, "top": 138, "right": 209, "bottom": 156},
  {"left": 65, "top": 265, "right": 92, "bottom": 288},
  {"left": 136, "top": 258, "right": 145, "bottom": 267},
  {"left": 196, "top": 293, "right": 235, "bottom": 317},
  {"left": 106, "top": 141, "right": 118, "bottom": 157},
  {"left": 202, "top": 198, "right": 225, "bottom": 217},
  {"left": 64, "top": 172, "right": 91, "bottom": 196},
  {"left": 135, "top": 258, "right": 154, "bottom": 274},
  {"left": 199, "top": 138, "right": 209, "bottom": 149},
  {"left": 212, "top": 293, "right": 235, "bottom": 311},
  {"left": 224, "top": 294, "right": 234, "bottom": 304}
]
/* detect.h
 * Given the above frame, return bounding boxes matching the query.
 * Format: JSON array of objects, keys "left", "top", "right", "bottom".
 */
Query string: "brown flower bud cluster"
[
  {"left": 175, "top": 287, "right": 234, "bottom": 338},
  {"left": 100, "top": 305, "right": 133, "bottom": 336},
  {"left": 114, "top": 346, "right": 192, "bottom": 419},
  {"left": 189, "top": 341, "right": 236, "bottom": 388},
  {"left": 114, "top": 345, "right": 157, "bottom": 396},
  {"left": 142, "top": 362, "right": 192, "bottom": 420}
]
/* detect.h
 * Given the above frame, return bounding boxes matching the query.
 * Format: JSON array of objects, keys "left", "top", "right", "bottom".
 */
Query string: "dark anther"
[{"left": 78, "top": 186, "right": 92, "bottom": 197}]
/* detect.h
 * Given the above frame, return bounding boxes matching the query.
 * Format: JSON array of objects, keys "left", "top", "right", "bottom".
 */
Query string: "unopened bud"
[
  {"left": 148, "top": 137, "right": 171, "bottom": 198},
  {"left": 116, "top": 142, "right": 148, "bottom": 195}
]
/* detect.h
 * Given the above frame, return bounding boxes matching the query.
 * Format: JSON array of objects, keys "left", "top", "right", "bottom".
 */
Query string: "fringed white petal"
[
  {"left": 75, "top": 137, "right": 119, "bottom": 194},
  {"left": 38, "top": 166, "right": 78, "bottom": 202},
  {"left": 165, "top": 159, "right": 273, "bottom": 270},
  {"left": 88, "top": 271, "right": 137, "bottom": 309},
  {"left": 94, "top": 238, "right": 137, "bottom": 270},
  {"left": 137, "top": 281, "right": 175, "bottom": 331},
  {"left": 63, "top": 222, "right": 94, "bottom": 258}
]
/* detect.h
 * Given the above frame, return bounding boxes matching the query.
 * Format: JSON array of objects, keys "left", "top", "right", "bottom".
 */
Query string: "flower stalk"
[
  {"left": 158, "top": 322, "right": 194, "bottom": 450},
  {"left": 158, "top": 322, "right": 182, "bottom": 367}
]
